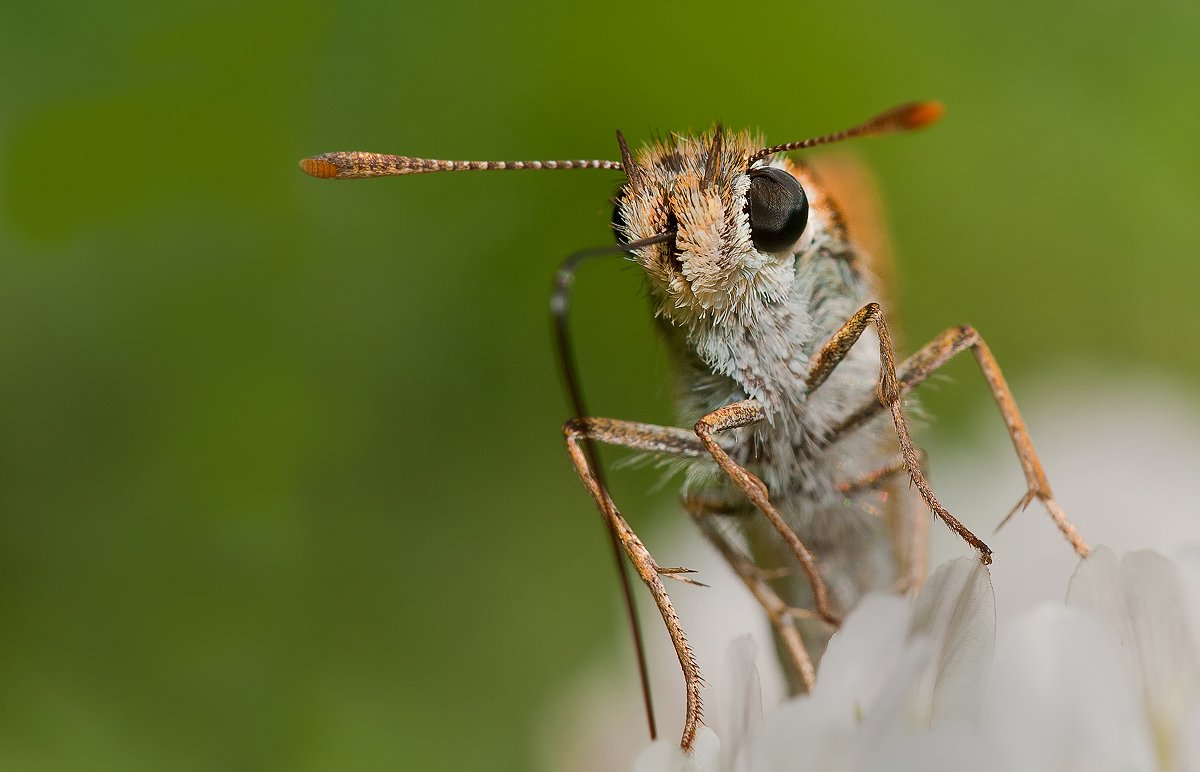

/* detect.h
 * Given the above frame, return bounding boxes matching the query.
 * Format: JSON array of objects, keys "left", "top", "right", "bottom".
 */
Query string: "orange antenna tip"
[
  {"left": 899, "top": 101, "right": 945, "bottom": 130},
  {"left": 750, "top": 100, "right": 948, "bottom": 163},
  {"left": 299, "top": 156, "right": 340, "bottom": 179}
]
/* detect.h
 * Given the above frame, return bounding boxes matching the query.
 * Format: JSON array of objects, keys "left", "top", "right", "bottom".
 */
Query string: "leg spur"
[
  {"left": 817, "top": 306, "right": 1090, "bottom": 559},
  {"left": 562, "top": 417, "right": 708, "bottom": 750}
]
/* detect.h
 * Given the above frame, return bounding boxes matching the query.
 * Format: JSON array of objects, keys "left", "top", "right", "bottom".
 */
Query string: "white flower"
[
  {"left": 634, "top": 547, "right": 1200, "bottom": 772},
  {"left": 635, "top": 556, "right": 997, "bottom": 772}
]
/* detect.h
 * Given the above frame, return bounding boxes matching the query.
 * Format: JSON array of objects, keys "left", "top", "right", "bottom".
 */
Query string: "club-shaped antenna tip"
[
  {"left": 299, "top": 156, "right": 339, "bottom": 179},
  {"left": 902, "top": 101, "right": 945, "bottom": 130}
]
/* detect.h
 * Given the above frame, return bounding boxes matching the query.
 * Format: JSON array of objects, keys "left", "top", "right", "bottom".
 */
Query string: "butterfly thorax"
[{"left": 615, "top": 131, "right": 913, "bottom": 663}]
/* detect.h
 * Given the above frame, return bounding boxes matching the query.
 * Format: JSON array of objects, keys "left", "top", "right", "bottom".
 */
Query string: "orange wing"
[{"left": 789, "top": 151, "right": 897, "bottom": 309}]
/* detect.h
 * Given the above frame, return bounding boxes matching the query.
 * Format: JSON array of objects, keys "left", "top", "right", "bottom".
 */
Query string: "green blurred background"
[{"left": 1, "top": 1, "right": 1197, "bottom": 769}]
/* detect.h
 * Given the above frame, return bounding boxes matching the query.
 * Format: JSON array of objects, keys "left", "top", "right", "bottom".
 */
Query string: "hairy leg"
[
  {"left": 562, "top": 417, "right": 708, "bottom": 750},
  {"left": 693, "top": 400, "right": 842, "bottom": 626},
  {"left": 821, "top": 320, "right": 1090, "bottom": 557},
  {"left": 684, "top": 496, "right": 822, "bottom": 693}
]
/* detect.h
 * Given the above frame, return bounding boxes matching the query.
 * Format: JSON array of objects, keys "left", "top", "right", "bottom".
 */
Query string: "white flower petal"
[
  {"left": 906, "top": 556, "right": 996, "bottom": 723},
  {"left": 634, "top": 739, "right": 687, "bottom": 772},
  {"left": 850, "top": 639, "right": 935, "bottom": 760},
  {"left": 852, "top": 558, "right": 994, "bottom": 759},
  {"left": 749, "top": 696, "right": 854, "bottom": 772},
  {"left": 1067, "top": 546, "right": 1140, "bottom": 685},
  {"left": 1070, "top": 547, "right": 1200, "bottom": 766},
  {"left": 634, "top": 727, "right": 721, "bottom": 772},
  {"left": 1178, "top": 546, "right": 1200, "bottom": 664},
  {"left": 984, "top": 604, "right": 1156, "bottom": 772},
  {"left": 1122, "top": 550, "right": 1200, "bottom": 765},
  {"left": 1181, "top": 701, "right": 1200, "bottom": 772},
  {"left": 857, "top": 725, "right": 998, "bottom": 772},
  {"left": 812, "top": 593, "right": 910, "bottom": 720},
  {"left": 716, "top": 637, "right": 763, "bottom": 772}
]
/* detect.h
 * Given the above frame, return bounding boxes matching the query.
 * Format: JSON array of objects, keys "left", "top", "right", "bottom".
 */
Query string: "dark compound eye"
[
  {"left": 611, "top": 193, "right": 629, "bottom": 245},
  {"left": 746, "top": 167, "right": 809, "bottom": 253}
]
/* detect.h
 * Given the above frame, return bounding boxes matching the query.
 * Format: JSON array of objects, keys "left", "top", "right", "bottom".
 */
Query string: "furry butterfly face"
[{"left": 611, "top": 128, "right": 816, "bottom": 325}]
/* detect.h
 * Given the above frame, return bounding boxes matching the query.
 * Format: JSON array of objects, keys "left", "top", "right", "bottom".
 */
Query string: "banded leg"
[
  {"left": 694, "top": 401, "right": 841, "bottom": 626},
  {"left": 563, "top": 416, "right": 710, "bottom": 750},
  {"left": 835, "top": 451, "right": 923, "bottom": 496},
  {"left": 836, "top": 451, "right": 930, "bottom": 592},
  {"left": 806, "top": 303, "right": 995, "bottom": 562},
  {"left": 684, "top": 496, "right": 821, "bottom": 692},
  {"left": 823, "top": 320, "right": 1090, "bottom": 558},
  {"left": 830, "top": 449, "right": 931, "bottom": 595}
]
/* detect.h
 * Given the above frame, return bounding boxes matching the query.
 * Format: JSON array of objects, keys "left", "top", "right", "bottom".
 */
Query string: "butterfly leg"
[
  {"left": 835, "top": 450, "right": 926, "bottom": 496},
  {"left": 834, "top": 451, "right": 931, "bottom": 592},
  {"left": 806, "top": 303, "right": 996, "bottom": 564},
  {"left": 563, "top": 416, "right": 711, "bottom": 750},
  {"left": 820, "top": 312, "right": 1090, "bottom": 558},
  {"left": 694, "top": 400, "right": 842, "bottom": 627},
  {"left": 684, "top": 495, "right": 822, "bottom": 692}
]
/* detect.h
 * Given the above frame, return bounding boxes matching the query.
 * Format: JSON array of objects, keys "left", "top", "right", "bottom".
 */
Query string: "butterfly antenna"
[
  {"left": 750, "top": 101, "right": 944, "bottom": 163},
  {"left": 300, "top": 152, "right": 621, "bottom": 179}
]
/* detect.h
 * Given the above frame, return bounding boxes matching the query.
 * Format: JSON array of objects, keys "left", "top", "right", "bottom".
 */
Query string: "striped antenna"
[
  {"left": 749, "top": 101, "right": 944, "bottom": 164},
  {"left": 300, "top": 151, "right": 622, "bottom": 179}
]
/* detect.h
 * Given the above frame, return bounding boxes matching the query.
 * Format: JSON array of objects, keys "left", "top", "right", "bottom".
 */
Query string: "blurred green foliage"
[{"left": 1, "top": 0, "right": 1198, "bottom": 769}]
